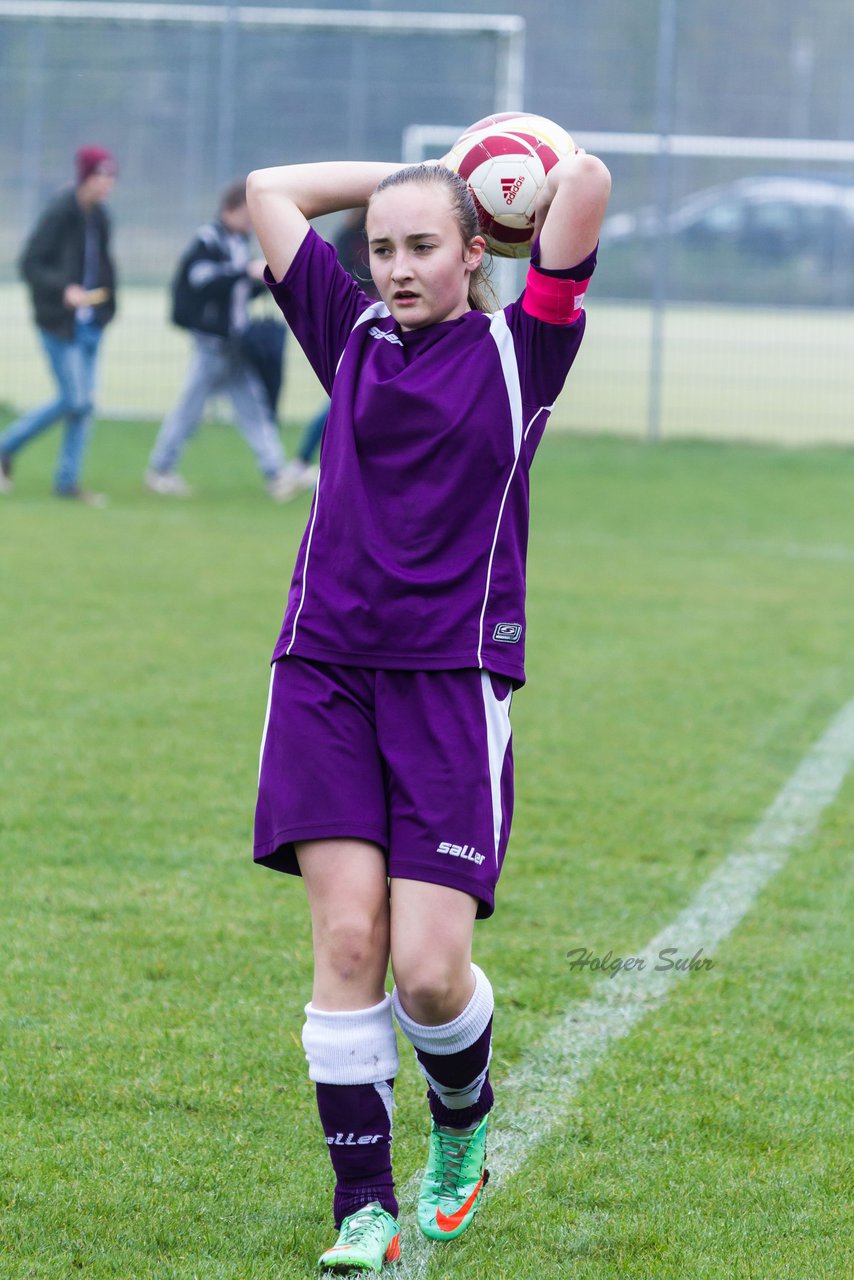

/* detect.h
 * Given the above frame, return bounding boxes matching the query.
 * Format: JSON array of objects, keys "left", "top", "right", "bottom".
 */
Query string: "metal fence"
[{"left": 2, "top": 0, "right": 854, "bottom": 445}]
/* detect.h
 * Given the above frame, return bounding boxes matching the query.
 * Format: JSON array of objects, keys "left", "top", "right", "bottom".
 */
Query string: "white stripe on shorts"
[
  {"left": 257, "top": 662, "right": 277, "bottom": 783},
  {"left": 480, "top": 671, "right": 513, "bottom": 867}
]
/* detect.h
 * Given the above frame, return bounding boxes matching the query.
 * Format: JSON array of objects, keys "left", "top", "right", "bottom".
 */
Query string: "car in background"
[{"left": 596, "top": 174, "right": 854, "bottom": 306}]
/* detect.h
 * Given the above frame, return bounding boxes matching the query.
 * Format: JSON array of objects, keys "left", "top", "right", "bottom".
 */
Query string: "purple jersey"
[{"left": 265, "top": 228, "right": 593, "bottom": 684}]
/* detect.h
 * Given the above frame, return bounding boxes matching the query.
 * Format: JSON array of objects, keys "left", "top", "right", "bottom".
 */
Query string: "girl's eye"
[{"left": 415, "top": 243, "right": 434, "bottom": 253}]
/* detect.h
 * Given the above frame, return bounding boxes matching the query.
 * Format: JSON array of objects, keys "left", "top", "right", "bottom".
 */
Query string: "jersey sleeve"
[
  {"left": 264, "top": 227, "right": 373, "bottom": 395},
  {"left": 504, "top": 239, "right": 598, "bottom": 419}
]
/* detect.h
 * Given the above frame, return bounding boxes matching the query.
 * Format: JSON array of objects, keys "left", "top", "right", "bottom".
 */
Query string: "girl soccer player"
[{"left": 248, "top": 144, "right": 610, "bottom": 1273}]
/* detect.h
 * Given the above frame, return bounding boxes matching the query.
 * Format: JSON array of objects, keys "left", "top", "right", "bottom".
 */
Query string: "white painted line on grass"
[
  {"left": 557, "top": 529, "right": 854, "bottom": 565},
  {"left": 393, "top": 695, "right": 854, "bottom": 1277},
  {"left": 730, "top": 539, "right": 854, "bottom": 564}
]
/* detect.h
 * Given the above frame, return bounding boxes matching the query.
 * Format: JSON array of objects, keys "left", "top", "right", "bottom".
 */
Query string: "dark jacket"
[
  {"left": 171, "top": 220, "right": 264, "bottom": 338},
  {"left": 19, "top": 188, "right": 117, "bottom": 340}
]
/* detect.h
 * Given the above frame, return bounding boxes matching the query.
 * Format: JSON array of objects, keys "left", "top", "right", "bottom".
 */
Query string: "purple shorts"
[{"left": 253, "top": 658, "right": 514, "bottom": 918}]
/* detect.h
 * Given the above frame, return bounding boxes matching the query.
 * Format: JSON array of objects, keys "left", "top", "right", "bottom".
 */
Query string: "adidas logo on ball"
[{"left": 501, "top": 175, "right": 526, "bottom": 205}]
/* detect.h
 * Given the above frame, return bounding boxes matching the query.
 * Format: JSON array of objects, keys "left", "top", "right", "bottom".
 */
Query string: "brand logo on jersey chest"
[{"left": 368, "top": 325, "right": 403, "bottom": 346}]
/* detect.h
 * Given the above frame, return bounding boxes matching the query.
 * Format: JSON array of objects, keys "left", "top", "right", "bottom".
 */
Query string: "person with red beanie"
[{"left": 0, "top": 145, "right": 118, "bottom": 504}]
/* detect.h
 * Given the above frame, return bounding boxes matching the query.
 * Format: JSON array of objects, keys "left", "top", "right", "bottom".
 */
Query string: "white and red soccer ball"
[{"left": 445, "top": 112, "right": 575, "bottom": 258}]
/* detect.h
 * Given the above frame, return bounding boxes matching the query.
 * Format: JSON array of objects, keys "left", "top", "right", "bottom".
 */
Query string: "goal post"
[
  {"left": 0, "top": 1, "right": 526, "bottom": 137},
  {"left": 1, "top": 1, "right": 525, "bottom": 228},
  {"left": 0, "top": 2, "right": 527, "bottom": 418}
]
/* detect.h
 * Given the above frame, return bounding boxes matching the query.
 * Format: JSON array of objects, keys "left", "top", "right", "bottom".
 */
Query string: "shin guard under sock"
[
  {"left": 315, "top": 1079, "right": 397, "bottom": 1226},
  {"left": 302, "top": 995, "right": 399, "bottom": 1225},
  {"left": 393, "top": 964, "right": 495, "bottom": 1129}
]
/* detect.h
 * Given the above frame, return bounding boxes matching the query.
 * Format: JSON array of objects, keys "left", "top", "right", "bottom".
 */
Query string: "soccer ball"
[{"left": 445, "top": 113, "right": 575, "bottom": 258}]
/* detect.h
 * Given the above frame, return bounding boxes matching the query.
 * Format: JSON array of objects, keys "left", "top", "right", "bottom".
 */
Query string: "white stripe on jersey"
[
  {"left": 480, "top": 670, "right": 513, "bottom": 867},
  {"left": 488, "top": 309, "right": 524, "bottom": 455},
  {"left": 335, "top": 300, "right": 390, "bottom": 375},
  {"left": 476, "top": 310, "right": 524, "bottom": 666},
  {"left": 524, "top": 403, "right": 554, "bottom": 440}
]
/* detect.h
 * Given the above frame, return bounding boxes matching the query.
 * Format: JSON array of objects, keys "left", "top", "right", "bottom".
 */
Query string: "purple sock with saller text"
[{"left": 315, "top": 1080, "right": 397, "bottom": 1226}]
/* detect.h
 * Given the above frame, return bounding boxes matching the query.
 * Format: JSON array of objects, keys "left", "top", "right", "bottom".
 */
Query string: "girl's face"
[{"left": 366, "top": 183, "right": 485, "bottom": 330}]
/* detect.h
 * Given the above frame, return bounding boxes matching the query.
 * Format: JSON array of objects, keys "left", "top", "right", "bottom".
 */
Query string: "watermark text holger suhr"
[{"left": 565, "top": 946, "right": 715, "bottom": 979}]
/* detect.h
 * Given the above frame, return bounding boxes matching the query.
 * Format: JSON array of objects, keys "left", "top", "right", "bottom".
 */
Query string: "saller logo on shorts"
[
  {"left": 493, "top": 622, "right": 522, "bottom": 643},
  {"left": 437, "top": 842, "right": 485, "bottom": 866}
]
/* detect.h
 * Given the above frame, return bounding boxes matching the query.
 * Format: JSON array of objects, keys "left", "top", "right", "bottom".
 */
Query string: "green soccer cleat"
[
  {"left": 416, "top": 1115, "right": 490, "bottom": 1241},
  {"left": 318, "top": 1201, "right": 401, "bottom": 1273}
]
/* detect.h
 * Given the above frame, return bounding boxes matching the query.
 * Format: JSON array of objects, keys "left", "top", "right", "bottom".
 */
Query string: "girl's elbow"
[
  {"left": 578, "top": 153, "right": 612, "bottom": 200},
  {"left": 246, "top": 168, "right": 273, "bottom": 201},
  {"left": 577, "top": 155, "right": 612, "bottom": 225},
  {"left": 551, "top": 153, "right": 611, "bottom": 212}
]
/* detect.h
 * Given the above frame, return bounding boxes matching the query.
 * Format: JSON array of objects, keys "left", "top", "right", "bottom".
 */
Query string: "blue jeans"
[
  {"left": 0, "top": 319, "right": 103, "bottom": 492},
  {"left": 147, "top": 333, "right": 285, "bottom": 480}
]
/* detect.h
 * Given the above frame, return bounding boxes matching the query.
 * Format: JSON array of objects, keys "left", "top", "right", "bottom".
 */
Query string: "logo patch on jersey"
[
  {"left": 437, "top": 841, "right": 485, "bottom": 866},
  {"left": 493, "top": 622, "right": 522, "bottom": 643},
  {"left": 369, "top": 325, "right": 404, "bottom": 347}
]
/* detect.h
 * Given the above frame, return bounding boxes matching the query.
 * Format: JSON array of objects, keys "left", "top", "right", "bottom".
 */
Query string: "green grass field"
[{"left": 1, "top": 423, "right": 852, "bottom": 1278}]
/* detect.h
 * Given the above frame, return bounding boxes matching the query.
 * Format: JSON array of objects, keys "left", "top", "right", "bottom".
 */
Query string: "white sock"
[{"left": 301, "top": 994, "right": 399, "bottom": 1084}]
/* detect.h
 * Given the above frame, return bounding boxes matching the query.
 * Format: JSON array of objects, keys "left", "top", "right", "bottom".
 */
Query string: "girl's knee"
[
  {"left": 392, "top": 955, "right": 472, "bottom": 1026},
  {"left": 316, "top": 911, "right": 388, "bottom": 985}
]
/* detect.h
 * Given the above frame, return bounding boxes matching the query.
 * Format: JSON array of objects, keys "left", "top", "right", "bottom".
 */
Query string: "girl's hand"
[
  {"left": 63, "top": 283, "right": 88, "bottom": 309},
  {"left": 247, "top": 161, "right": 400, "bottom": 282}
]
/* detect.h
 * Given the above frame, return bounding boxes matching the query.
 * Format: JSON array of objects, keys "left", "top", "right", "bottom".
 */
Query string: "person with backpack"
[{"left": 144, "top": 180, "right": 294, "bottom": 500}]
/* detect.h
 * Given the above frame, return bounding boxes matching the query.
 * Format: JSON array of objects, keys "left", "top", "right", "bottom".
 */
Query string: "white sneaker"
[
  {"left": 267, "top": 462, "right": 318, "bottom": 502},
  {"left": 144, "top": 469, "right": 193, "bottom": 497}
]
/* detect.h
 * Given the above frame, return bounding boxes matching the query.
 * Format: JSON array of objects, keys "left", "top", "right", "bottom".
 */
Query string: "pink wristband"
[{"left": 522, "top": 268, "right": 590, "bottom": 325}]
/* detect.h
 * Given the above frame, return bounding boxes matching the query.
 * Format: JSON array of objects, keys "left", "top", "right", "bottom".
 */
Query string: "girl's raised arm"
[
  {"left": 246, "top": 161, "right": 401, "bottom": 281},
  {"left": 533, "top": 150, "right": 612, "bottom": 271}
]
